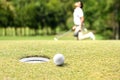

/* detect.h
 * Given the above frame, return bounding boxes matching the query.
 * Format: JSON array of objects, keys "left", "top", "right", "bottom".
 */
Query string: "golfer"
[{"left": 73, "top": 1, "right": 95, "bottom": 40}]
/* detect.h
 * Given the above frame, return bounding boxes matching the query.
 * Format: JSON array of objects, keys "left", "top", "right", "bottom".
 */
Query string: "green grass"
[
  {"left": 0, "top": 36, "right": 55, "bottom": 40},
  {"left": 0, "top": 40, "right": 120, "bottom": 80},
  {"left": 0, "top": 31, "right": 106, "bottom": 40}
]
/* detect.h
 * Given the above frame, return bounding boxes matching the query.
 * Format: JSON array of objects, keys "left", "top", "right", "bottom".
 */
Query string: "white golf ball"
[{"left": 53, "top": 53, "right": 65, "bottom": 66}]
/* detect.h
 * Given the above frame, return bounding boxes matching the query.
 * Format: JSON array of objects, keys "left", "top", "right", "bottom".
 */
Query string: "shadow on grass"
[{"left": 56, "top": 63, "right": 69, "bottom": 67}]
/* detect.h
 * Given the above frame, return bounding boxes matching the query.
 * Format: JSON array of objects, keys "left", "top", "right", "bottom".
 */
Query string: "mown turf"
[{"left": 0, "top": 40, "right": 120, "bottom": 80}]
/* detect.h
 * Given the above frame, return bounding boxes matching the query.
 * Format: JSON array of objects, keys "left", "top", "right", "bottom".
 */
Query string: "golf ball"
[{"left": 53, "top": 53, "right": 64, "bottom": 66}]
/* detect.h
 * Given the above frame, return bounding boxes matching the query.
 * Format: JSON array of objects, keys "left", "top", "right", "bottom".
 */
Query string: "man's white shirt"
[{"left": 73, "top": 7, "right": 84, "bottom": 25}]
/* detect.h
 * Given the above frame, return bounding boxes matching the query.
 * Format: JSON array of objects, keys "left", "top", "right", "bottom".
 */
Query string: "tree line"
[{"left": 0, "top": 0, "right": 120, "bottom": 39}]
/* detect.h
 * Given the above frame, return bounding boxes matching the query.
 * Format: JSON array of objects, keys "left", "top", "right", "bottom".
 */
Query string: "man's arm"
[{"left": 80, "top": 16, "right": 84, "bottom": 26}]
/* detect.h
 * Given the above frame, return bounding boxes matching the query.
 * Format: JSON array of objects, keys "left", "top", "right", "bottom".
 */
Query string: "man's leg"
[
  {"left": 78, "top": 32, "right": 95, "bottom": 40},
  {"left": 74, "top": 26, "right": 81, "bottom": 40},
  {"left": 74, "top": 27, "right": 80, "bottom": 36}
]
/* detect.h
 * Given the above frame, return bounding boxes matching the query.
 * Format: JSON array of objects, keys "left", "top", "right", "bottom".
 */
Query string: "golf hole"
[{"left": 19, "top": 55, "right": 50, "bottom": 63}]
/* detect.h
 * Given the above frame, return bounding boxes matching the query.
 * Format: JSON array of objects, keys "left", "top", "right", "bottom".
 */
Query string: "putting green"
[{"left": 0, "top": 40, "right": 119, "bottom": 80}]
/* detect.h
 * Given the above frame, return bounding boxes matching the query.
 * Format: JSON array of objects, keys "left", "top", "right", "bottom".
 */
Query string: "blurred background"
[{"left": 0, "top": 0, "right": 119, "bottom": 40}]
